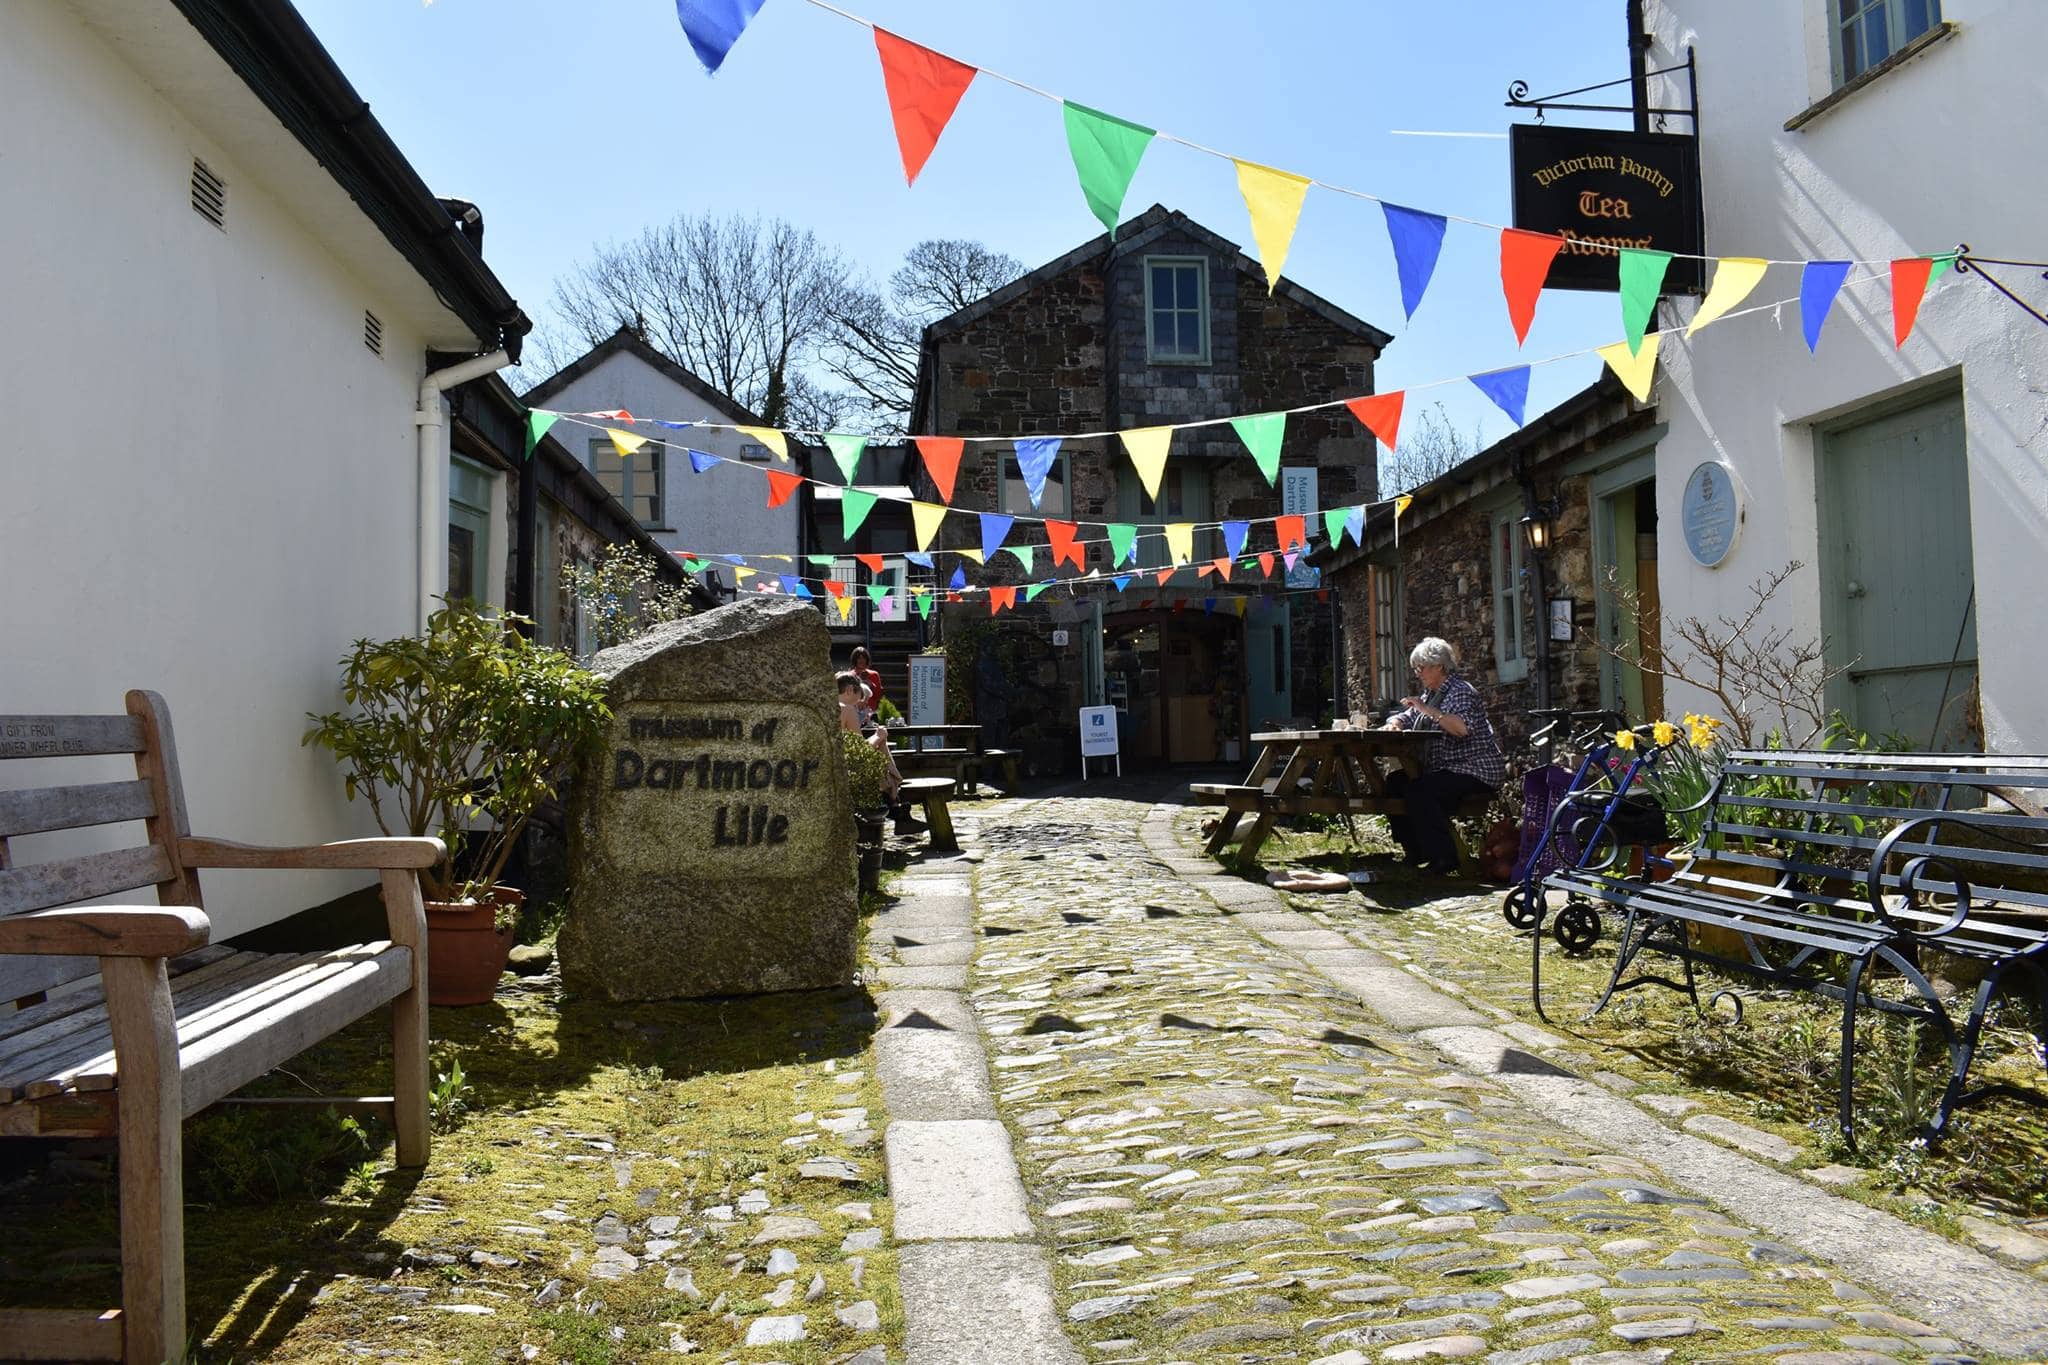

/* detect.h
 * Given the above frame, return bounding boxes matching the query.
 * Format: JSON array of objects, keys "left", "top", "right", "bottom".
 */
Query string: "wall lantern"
[{"left": 1521, "top": 508, "right": 1555, "bottom": 555}]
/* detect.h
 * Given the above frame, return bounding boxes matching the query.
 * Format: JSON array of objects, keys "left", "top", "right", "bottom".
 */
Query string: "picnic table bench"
[
  {"left": 887, "top": 724, "right": 1018, "bottom": 794},
  {"left": 1545, "top": 748, "right": 2048, "bottom": 1145},
  {"left": 0, "top": 692, "right": 441, "bottom": 1363},
  {"left": 895, "top": 777, "right": 958, "bottom": 852}
]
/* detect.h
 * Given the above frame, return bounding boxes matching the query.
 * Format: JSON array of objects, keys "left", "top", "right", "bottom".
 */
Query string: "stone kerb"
[{"left": 561, "top": 597, "right": 856, "bottom": 1002}]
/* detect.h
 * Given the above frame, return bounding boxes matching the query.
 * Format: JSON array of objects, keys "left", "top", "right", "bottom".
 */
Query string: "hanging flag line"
[{"left": 779, "top": 0, "right": 1970, "bottom": 273}]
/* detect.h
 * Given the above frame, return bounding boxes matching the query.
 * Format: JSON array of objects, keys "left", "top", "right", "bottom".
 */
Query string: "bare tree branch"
[{"left": 1380, "top": 400, "right": 1482, "bottom": 494}]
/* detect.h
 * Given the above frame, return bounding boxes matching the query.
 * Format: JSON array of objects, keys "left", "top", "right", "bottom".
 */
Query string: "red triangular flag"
[
  {"left": 1045, "top": 519, "right": 1084, "bottom": 570},
  {"left": 1196, "top": 563, "right": 1215, "bottom": 580},
  {"left": 764, "top": 469, "right": 803, "bottom": 508},
  {"left": 874, "top": 29, "right": 978, "bottom": 186},
  {"left": 989, "top": 585, "right": 1018, "bottom": 613},
  {"left": 1500, "top": 229, "right": 1565, "bottom": 345},
  {"left": 1172, "top": 599, "right": 1187, "bottom": 614},
  {"left": 1258, "top": 551, "right": 1275, "bottom": 577},
  {"left": 1275, "top": 514, "right": 1308, "bottom": 553},
  {"left": 855, "top": 553, "right": 884, "bottom": 574},
  {"left": 915, "top": 436, "right": 965, "bottom": 503},
  {"left": 1154, "top": 567, "right": 1175, "bottom": 586},
  {"left": 824, "top": 579, "right": 847, "bottom": 598},
  {"left": 1210, "top": 557, "right": 1234, "bottom": 582},
  {"left": 1345, "top": 391, "right": 1405, "bottom": 452},
  {"left": 1891, "top": 256, "right": 1936, "bottom": 349}
]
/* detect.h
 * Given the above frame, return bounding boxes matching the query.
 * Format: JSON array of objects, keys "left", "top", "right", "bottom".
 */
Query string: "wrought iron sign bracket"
[{"left": 1507, "top": 47, "right": 1700, "bottom": 132}]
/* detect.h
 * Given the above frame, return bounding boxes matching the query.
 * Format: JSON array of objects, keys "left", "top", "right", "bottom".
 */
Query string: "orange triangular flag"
[
  {"left": 764, "top": 469, "right": 803, "bottom": 508},
  {"left": 1154, "top": 567, "right": 1175, "bottom": 586},
  {"left": 1500, "top": 229, "right": 1566, "bottom": 345},
  {"left": 855, "top": 553, "right": 884, "bottom": 574},
  {"left": 1275, "top": 514, "right": 1308, "bottom": 553},
  {"left": 824, "top": 579, "right": 847, "bottom": 598},
  {"left": 1891, "top": 256, "right": 1936, "bottom": 348},
  {"left": 1258, "top": 551, "right": 1275, "bottom": 577},
  {"left": 1045, "top": 519, "right": 1084, "bottom": 570},
  {"left": 989, "top": 585, "right": 1018, "bottom": 613},
  {"left": 1210, "top": 557, "right": 1234, "bottom": 582},
  {"left": 1345, "top": 391, "right": 1405, "bottom": 452},
  {"left": 1196, "top": 563, "right": 1214, "bottom": 581},
  {"left": 873, "top": 28, "right": 977, "bottom": 186},
  {"left": 915, "top": 436, "right": 965, "bottom": 503}
]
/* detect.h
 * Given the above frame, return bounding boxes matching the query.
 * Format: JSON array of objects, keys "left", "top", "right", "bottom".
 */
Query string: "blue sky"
[{"left": 297, "top": 0, "right": 1648, "bottom": 448}]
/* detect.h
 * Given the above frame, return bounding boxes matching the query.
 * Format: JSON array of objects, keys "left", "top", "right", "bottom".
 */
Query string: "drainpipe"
[{"left": 416, "top": 349, "right": 511, "bottom": 633}]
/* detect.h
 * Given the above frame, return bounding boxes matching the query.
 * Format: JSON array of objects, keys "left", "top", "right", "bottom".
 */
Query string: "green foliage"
[
  {"left": 840, "top": 730, "right": 886, "bottom": 811},
  {"left": 303, "top": 599, "right": 612, "bottom": 899},
  {"left": 185, "top": 1106, "right": 370, "bottom": 1204},
  {"left": 876, "top": 696, "right": 903, "bottom": 724},
  {"left": 562, "top": 543, "right": 696, "bottom": 654},
  {"left": 430, "top": 1054, "right": 473, "bottom": 1133},
  {"left": 1648, "top": 732, "right": 1725, "bottom": 851}
]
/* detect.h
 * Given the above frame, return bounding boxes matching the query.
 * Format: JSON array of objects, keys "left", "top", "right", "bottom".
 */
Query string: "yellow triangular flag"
[
  {"left": 1232, "top": 596, "right": 1250, "bottom": 618},
  {"left": 912, "top": 501, "right": 948, "bottom": 552},
  {"left": 1597, "top": 332, "right": 1662, "bottom": 402},
  {"left": 958, "top": 548, "right": 986, "bottom": 565},
  {"left": 732, "top": 565, "right": 757, "bottom": 581},
  {"left": 605, "top": 428, "right": 647, "bottom": 459},
  {"left": 1234, "top": 160, "right": 1313, "bottom": 293},
  {"left": 1164, "top": 522, "right": 1195, "bottom": 565},
  {"left": 1121, "top": 426, "right": 1175, "bottom": 500},
  {"left": 736, "top": 425, "right": 789, "bottom": 461},
  {"left": 766, "top": 554, "right": 791, "bottom": 562},
  {"left": 1394, "top": 494, "right": 1414, "bottom": 519},
  {"left": 1687, "top": 258, "right": 1768, "bottom": 335},
  {"left": 833, "top": 593, "right": 856, "bottom": 622}
]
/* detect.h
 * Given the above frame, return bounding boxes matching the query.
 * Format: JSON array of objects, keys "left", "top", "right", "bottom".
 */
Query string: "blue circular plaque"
[{"left": 1680, "top": 461, "right": 1741, "bottom": 568}]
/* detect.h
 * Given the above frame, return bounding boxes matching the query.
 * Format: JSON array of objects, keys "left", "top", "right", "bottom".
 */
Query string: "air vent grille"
[
  {"left": 363, "top": 310, "right": 384, "bottom": 356},
  {"left": 189, "top": 158, "right": 225, "bottom": 228}
]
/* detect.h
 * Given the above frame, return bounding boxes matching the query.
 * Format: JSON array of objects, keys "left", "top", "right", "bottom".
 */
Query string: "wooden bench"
[
  {"left": 893, "top": 746, "right": 971, "bottom": 784},
  {"left": 0, "top": 691, "right": 442, "bottom": 1363},
  {"left": 896, "top": 777, "right": 958, "bottom": 852},
  {"left": 973, "top": 748, "right": 1020, "bottom": 793},
  {"left": 1546, "top": 749, "right": 2048, "bottom": 1145}
]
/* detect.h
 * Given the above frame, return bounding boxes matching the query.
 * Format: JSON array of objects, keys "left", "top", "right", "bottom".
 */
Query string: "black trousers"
[{"left": 1385, "top": 768, "right": 1496, "bottom": 868}]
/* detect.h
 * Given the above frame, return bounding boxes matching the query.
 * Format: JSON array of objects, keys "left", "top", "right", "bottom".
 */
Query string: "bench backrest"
[
  {"left": 1689, "top": 749, "right": 2048, "bottom": 938},
  {"left": 0, "top": 691, "right": 200, "bottom": 1007}
]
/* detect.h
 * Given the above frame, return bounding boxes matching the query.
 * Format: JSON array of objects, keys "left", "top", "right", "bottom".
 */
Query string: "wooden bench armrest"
[
  {"left": 179, "top": 836, "right": 447, "bottom": 871},
  {"left": 0, "top": 905, "right": 209, "bottom": 957}
]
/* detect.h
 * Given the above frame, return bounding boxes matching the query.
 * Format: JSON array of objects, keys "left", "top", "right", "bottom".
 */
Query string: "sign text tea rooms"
[{"left": 611, "top": 711, "right": 822, "bottom": 847}]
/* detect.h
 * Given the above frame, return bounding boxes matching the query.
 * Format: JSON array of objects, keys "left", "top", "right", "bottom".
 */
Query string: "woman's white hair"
[{"left": 1408, "top": 637, "right": 1458, "bottom": 673}]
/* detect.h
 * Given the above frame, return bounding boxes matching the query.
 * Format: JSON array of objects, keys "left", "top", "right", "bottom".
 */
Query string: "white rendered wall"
[
  {"left": 534, "top": 351, "right": 801, "bottom": 558},
  {"left": 1643, "top": 0, "right": 2048, "bottom": 751},
  {"left": 1, "top": 7, "right": 459, "bottom": 936}
]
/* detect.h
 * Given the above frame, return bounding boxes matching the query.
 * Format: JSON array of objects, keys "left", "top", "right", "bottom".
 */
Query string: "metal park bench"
[
  {"left": 1546, "top": 748, "right": 2048, "bottom": 1145},
  {"left": 0, "top": 692, "right": 442, "bottom": 1362}
]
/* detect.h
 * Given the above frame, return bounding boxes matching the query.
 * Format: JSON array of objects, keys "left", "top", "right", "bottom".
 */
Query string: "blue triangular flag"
[
  {"left": 1381, "top": 202, "right": 1449, "bottom": 320},
  {"left": 1470, "top": 366, "right": 1532, "bottom": 427},
  {"left": 1113, "top": 575, "right": 1133, "bottom": 591},
  {"left": 792, "top": 578, "right": 816, "bottom": 600},
  {"left": 720, "top": 554, "right": 746, "bottom": 565},
  {"left": 777, "top": 574, "right": 800, "bottom": 595},
  {"left": 1203, "top": 597, "right": 1217, "bottom": 614},
  {"left": 688, "top": 449, "right": 721, "bottom": 473},
  {"left": 905, "top": 551, "right": 934, "bottom": 569},
  {"left": 1221, "top": 520, "right": 1250, "bottom": 561},
  {"left": 979, "top": 512, "right": 1013, "bottom": 560},
  {"left": 675, "top": 0, "right": 767, "bottom": 73},
  {"left": 1800, "top": 260, "right": 1852, "bottom": 353},
  {"left": 655, "top": 420, "right": 695, "bottom": 430},
  {"left": 1014, "top": 437, "right": 1062, "bottom": 509},
  {"left": 949, "top": 564, "right": 968, "bottom": 591},
  {"left": 1344, "top": 505, "right": 1365, "bottom": 546}
]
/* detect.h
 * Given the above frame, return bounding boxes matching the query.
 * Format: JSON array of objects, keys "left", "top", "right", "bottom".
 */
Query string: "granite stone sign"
[{"left": 561, "top": 598, "right": 856, "bottom": 1002}]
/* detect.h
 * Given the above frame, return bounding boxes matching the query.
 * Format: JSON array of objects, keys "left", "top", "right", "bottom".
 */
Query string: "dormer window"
[{"left": 1145, "top": 257, "right": 1209, "bottom": 364}]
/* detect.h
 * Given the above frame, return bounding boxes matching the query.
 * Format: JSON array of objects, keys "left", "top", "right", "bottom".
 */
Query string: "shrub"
[{"left": 840, "top": 730, "right": 887, "bottom": 810}]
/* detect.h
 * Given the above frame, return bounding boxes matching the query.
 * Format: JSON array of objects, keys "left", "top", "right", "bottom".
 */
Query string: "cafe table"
[{"left": 1191, "top": 727, "right": 1439, "bottom": 872}]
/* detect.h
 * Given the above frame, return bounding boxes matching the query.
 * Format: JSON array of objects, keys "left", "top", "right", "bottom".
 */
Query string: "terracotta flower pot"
[{"left": 424, "top": 886, "right": 520, "bottom": 1006}]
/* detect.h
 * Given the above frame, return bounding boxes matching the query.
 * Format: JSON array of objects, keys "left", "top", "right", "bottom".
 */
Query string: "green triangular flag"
[
  {"left": 1928, "top": 252, "right": 1959, "bottom": 286},
  {"left": 1618, "top": 248, "right": 1673, "bottom": 355},
  {"left": 682, "top": 558, "right": 708, "bottom": 573},
  {"left": 807, "top": 554, "right": 837, "bottom": 567},
  {"left": 914, "top": 592, "right": 933, "bottom": 620},
  {"left": 1322, "top": 507, "right": 1348, "bottom": 547},
  {"left": 523, "top": 410, "right": 561, "bottom": 460},
  {"left": 841, "top": 487, "right": 878, "bottom": 538},
  {"left": 864, "top": 582, "right": 890, "bottom": 607},
  {"left": 1063, "top": 102, "right": 1156, "bottom": 234},
  {"left": 1107, "top": 523, "right": 1138, "bottom": 566},
  {"left": 1007, "top": 544, "right": 1034, "bottom": 574},
  {"left": 824, "top": 432, "right": 868, "bottom": 483},
  {"left": 1229, "top": 412, "right": 1286, "bottom": 485},
  {"left": 1025, "top": 581, "right": 1053, "bottom": 602}
]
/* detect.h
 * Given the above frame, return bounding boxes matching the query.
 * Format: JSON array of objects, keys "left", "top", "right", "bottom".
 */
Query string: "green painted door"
[
  {"left": 1247, "top": 598, "right": 1292, "bottom": 730},
  {"left": 1818, "top": 392, "right": 1978, "bottom": 750}
]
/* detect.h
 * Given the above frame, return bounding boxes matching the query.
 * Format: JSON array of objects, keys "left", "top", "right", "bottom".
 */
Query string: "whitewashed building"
[
  {"left": 1641, "top": 0, "right": 2047, "bottom": 752},
  {"left": 521, "top": 328, "right": 803, "bottom": 567},
  {"left": 1, "top": 0, "right": 532, "bottom": 937}
]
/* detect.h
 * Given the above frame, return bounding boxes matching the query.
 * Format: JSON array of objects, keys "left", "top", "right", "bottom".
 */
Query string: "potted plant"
[
  {"left": 841, "top": 730, "right": 888, "bottom": 891},
  {"left": 306, "top": 600, "right": 612, "bottom": 1004}
]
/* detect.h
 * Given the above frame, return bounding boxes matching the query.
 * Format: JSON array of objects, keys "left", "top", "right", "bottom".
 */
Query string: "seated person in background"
[
  {"left": 1380, "top": 637, "right": 1504, "bottom": 874},
  {"left": 849, "top": 646, "right": 885, "bottom": 718},
  {"left": 837, "top": 670, "right": 903, "bottom": 803}
]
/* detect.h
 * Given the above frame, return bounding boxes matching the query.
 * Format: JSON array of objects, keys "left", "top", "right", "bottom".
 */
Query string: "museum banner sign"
[{"left": 1510, "top": 124, "right": 1703, "bottom": 293}]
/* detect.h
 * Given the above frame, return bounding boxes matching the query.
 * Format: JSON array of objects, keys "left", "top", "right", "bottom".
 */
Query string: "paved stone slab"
[
  {"left": 1683, "top": 1113, "right": 1803, "bottom": 1163},
  {"left": 898, "top": 1241, "right": 1084, "bottom": 1364},
  {"left": 875, "top": 1028, "right": 999, "bottom": 1122},
  {"left": 877, "top": 964, "right": 969, "bottom": 990},
  {"left": 896, "top": 941, "right": 976, "bottom": 967},
  {"left": 1301, "top": 950, "right": 1492, "bottom": 1030},
  {"left": 876, "top": 989, "right": 984, "bottom": 1035},
  {"left": 873, "top": 896, "right": 975, "bottom": 927},
  {"left": 888, "top": 1120, "right": 1033, "bottom": 1241},
  {"left": 1223, "top": 911, "right": 1316, "bottom": 931},
  {"left": 1258, "top": 928, "right": 1358, "bottom": 951}
]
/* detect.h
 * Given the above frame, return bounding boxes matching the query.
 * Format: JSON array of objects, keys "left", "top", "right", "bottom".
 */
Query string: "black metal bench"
[{"left": 1546, "top": 749, "right": 2048, "bottom": 1145}]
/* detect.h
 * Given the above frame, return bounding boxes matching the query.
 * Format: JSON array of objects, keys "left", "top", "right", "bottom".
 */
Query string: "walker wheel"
[
  {"left": 1571, "top": 816, "right": 1621, "bottom": 873},
  {"left": 1502, "top": 883, "right": 1545, "bottom": 930},
  {"left": 1553, "top": 902, "right": 1601, "bottom": 953}
]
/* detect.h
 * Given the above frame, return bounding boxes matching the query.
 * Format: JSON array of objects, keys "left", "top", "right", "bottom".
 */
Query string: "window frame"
[
  {"left": 1001, "top": 449, "right": 1072, "bottom": 517},
  {"left": 588, "top": 437, "right": 668, "bottom": 531},
  {"left": 1489, "top": 507, "right": 1531, "bottom": 685},
  {"left": 1830, "top": 0, "right": 1942, "bottom": 88},
  {"left": 1372, "top": 561, "right": 1404, "bottom": 704},
  {"left": 1143, "top": 255, "right": 1210, "bottom": 366},
  {"left": 447, "top": 454, "right": 493, "bottom": 607},
  {"left": 1115, "top": 463, "right": 1215, "bottom": 569}
]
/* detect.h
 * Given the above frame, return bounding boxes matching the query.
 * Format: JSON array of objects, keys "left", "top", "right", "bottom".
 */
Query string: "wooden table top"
[{"left": 1250, "top": 728, "right": 1430, "bottom": 746}]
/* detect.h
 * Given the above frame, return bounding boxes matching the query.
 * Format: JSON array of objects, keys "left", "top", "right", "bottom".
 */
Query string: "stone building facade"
[{"left": 911, "top": 207, "right": 1392, "bottom": 774}]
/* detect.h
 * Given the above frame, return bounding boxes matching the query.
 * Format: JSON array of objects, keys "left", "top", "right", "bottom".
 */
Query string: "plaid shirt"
[{"left": 1395, "top": 675, "right": 1506, "bottom": 786}]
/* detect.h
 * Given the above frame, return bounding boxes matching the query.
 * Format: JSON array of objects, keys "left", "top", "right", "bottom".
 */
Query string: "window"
[
  {"left": 448, "top": 456, "right": 493, "bottom": 606},
  {"left": 1834, "top": 0, "right": 1941, "bottom": 86},
  {"left": 1002, "top": 450, "right": 1070, "bottom": 516},
  {"left": 1490, "top": 509, "right": 1530, "bottom": 683},
  {"left": 1116, "top": 464, "right": 1214, "bottom": 569},
  {"left": 874, "top": 559, "right": 909, "bottom": 623},
  {"left": 1372, "top": 563, "right": 1403, "bottom": 703},
  {"left": 739, "top": 442, "right": 771, "bottom": 462},
  {"left": 590, "top": 438, "right": 665, "bottom": 529},
  {"left": 1145, "top": 257, "right": 1208, "bottom": 363}
]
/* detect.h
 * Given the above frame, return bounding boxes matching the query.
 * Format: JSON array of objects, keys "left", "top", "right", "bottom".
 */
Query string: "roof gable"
[{"left": 520, "top": 328, "right": 766, "bottom": 425}]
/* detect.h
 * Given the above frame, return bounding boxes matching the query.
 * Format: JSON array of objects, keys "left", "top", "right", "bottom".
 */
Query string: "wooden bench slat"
[
  {"left": 0, "top": 944, "right": 233, "bottom": 1044},
  {"left": 0, "top": 946, "right": 241, "bottom": 1062},
  {"left": 1188, "top": 784, "right": 1260, "bottom": 797},
  {"left": 0, "top": 780, "right": 157, "bottom": 839},
  {"left": 0, "top": 716, "right": 146, "bottom": 759},
  {"left": 0, "top": 845, "right": 173, "bottom": 915},
  {"left": 0, "top": 1307, "right": 124, "bottom": 1361}
]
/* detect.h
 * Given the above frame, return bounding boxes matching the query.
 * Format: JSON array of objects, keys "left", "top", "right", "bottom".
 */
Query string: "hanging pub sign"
[{"left": 1510, "top": 124, "right": 1703, "bottom": 293}]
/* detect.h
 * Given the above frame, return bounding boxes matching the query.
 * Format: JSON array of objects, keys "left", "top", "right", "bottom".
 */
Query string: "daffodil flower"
[
  {"left": 1652, "top": 720, "right": 1677, "bottom": 747},
  {"left": 1612, "top": 729, "right": 1637, "bottom": 751}
]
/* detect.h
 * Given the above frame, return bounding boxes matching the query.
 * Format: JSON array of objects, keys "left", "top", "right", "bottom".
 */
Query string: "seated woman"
[
  {"left": 1380, "top": 637, "right": 1504, "bottom": 874},
  {"left": 837, "top": 670, "right": 903, "bottom": 803}
]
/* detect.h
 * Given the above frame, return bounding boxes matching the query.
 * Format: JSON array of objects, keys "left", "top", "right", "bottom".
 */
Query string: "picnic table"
[
  {"left": 885, "top": 723, "right": 1019, "bottom": 793},
  {"left": 1194, "top": 727, "right": 1474, "bottom": 872}
]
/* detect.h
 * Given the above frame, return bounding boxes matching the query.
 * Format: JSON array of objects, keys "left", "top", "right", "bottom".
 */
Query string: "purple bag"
[{"left": 1513, "top": 765, "right": 1583, "bottom": 883}]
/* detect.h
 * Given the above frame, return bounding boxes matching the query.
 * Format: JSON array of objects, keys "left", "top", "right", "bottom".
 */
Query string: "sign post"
[
  {"left": 1280, "top": 467, "right": 1321, "bottom": 589},
  {"left": 908, "top": 654, "right": 946, "bottom": 736},
  {"left": 1509, "top": 124, "right": 1703, "bottom": 293},
  {"left": 1078, "top": 704, "right": 1120, "bottom": 781}
]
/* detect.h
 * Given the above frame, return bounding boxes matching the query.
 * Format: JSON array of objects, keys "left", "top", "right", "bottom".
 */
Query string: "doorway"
[
  {"left": 1593, "top": 473, "right": 1662, "bottom": 723},
  {"left": 1818, "top": 391, "right": 1977, "bottom": 750},
  {"left": 1246, "top": 599, "right": 1292, "bottom": 732},
  {"left": 1103, "top": 613, "right": 1244, "bottom": 766}
]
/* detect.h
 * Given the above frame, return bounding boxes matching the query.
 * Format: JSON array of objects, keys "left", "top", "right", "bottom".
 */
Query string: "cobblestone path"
[{"left": 962, "top": 790, "right": 1976, "bottom": 1364}]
